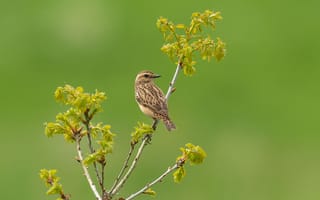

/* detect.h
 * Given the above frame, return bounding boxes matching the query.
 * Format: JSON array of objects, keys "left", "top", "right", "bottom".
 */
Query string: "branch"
[
  {"left": 110, "top": 134, "right": 152, "bottom": 197},
  {"left": 109, "top": 143, "right": 135, "bottom": 195},
  {"left": 101, "top": 162, "right": 107, "bottom": 200},
  {"left": 125, "top": 159, "right": 185, "bottom": 200},
  {"left": 76, "top": 137, "right": 102, "bottom": 200}
]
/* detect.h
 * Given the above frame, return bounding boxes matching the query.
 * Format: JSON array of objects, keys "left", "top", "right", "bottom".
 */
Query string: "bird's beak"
[{"left": 152, "top": 74, "right": 161, "bottom": 78}]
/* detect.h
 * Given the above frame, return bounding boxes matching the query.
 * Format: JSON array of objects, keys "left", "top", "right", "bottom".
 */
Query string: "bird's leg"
[
  {"left": 143, "top": 133, "right": 153, "bottom": 144},
  {"left": 152, "top": 119, "right": 159, "bottom": 130}
]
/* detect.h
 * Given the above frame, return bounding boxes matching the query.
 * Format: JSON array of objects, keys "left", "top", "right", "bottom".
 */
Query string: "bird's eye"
[{"left": 144, "top": 74, "right": 149, "bottom": 78}]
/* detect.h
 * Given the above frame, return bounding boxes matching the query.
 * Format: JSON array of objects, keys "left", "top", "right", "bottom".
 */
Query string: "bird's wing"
[{"left": 135, "top": 84, "right": 168, "bottom": 117}]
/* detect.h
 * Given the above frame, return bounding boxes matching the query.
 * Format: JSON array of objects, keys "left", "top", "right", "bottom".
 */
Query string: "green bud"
[
  {"left": 182, "top": 60, "right": 196, "bottom": 76},
  {"left": 143, "top": 188, "right": 156, "bottom": 196},
  {"left": 176, "top": 24, "right": 185, "bottom": 29},
  {"left": 156, "top": 17, "right": 169, "bottom": 32}
]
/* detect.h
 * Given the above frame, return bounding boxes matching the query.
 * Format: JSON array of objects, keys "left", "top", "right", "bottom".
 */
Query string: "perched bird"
[{"left": 135, "top": 70, "right": 176, "bottom": 131}]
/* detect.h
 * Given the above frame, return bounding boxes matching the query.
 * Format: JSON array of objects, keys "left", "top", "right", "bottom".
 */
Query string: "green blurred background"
[{"left": 1, "top": 0, "right": 320, "bottom": 199}]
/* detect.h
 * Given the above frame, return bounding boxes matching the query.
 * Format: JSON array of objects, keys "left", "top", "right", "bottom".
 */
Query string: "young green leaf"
[
  {"left": 39, "top": 169, "right": 67, "bottom": 198},
  {"left": 173, "top": 166, "right": 186, "bottom": 183},
  {"left": 40, "top": 169, "right": 58, "bottom": 186},
  {"left": 184, "top": 143, "right": 207, "bottom": 165},
  {"left": 45, "top": 122, "right": 67, "bottom": 137},
  {"left": 182, "top": 60, "right": 196, "bottom": 76},
  {"left": 83, "top": 152, "right": 99, "bottom": 166},
  {"left": 214, "top": 37, "right": 226, "bottom": 61},
  {"left": 46, "top": 182, "right": 63, "bottom": 195},
  {"left": 93, "top": 123, "right": 115, "bottom": 154}
]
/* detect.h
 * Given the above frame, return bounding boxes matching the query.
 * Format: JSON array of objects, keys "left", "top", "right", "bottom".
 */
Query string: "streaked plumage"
[{"left": 135, "top": 70, "right": 176, "bottom": 131}]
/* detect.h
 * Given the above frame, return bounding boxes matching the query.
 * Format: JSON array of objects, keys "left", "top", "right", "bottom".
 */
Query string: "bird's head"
[{"left": 135, "top": 70, "right": 161, "bottom": 84}]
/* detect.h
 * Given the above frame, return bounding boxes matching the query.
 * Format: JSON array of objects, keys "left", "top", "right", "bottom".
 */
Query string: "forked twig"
[
  {"left": 109, "top": 143, "right": 135, "bottom": 195},
  {"left": 126, "top": 159, "right": 185, "bottom": 200},
  {"left": 110, "top": 134, "right": 152, "bottom": 197}
]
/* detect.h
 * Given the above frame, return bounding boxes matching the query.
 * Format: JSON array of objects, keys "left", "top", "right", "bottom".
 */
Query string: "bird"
[{"left": 135, "top": 70, "right": 176, "bottom": 131}]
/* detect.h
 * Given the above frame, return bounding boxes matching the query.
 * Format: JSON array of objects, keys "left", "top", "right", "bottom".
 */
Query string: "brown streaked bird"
[{"left": 135, "top": 70, "right": 176, "bottom": 131}]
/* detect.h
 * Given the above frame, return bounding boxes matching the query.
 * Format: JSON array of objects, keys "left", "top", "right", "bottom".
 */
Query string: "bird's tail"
[{"left": 163, "top": 118, "right": 176, "bottom": 131}]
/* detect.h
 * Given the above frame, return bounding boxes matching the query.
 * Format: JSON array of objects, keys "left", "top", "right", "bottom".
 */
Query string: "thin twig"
[
  {"left": 110, "top": 134, "right": 152, "bottom": 197},
  {"left": 165, "top": 62, "right": 182, "bottom": 100},
  {"left": 85, "top": 121, "right": 105, "bottom": 193},
  {"left": 109, "top": 143, "right": 135, "bottom": 195},
  {"left": 101, "top": 162, "right": 108, "bottom": 200},
  {"left": 76, "top": 137, "right": 102, "bottom": 200},
  {"left": 125, "top": 159, "right": 185, "bottom": 200}
]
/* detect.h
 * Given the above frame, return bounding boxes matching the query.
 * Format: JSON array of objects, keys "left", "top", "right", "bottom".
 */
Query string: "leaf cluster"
[
  {"left": 39, "top": 169, "right": 70, "bottom": 200},
  {"left": 131, "top": 122, "right": 154, "bottom": 144},
  {"left": 173, "top": 143, "right": 207, "bottom": 183},
  {"left": 54, "top": 84, "right": 106, "bottom": 113},
  {"left": 45, "top": 84, "right": 115, "bottom": 166},
  {"left": 157, "top": 10, "right": 226, "bottom": 76},
  {"left": 45, "top": 85, "right": 114, "bottom": 142}
]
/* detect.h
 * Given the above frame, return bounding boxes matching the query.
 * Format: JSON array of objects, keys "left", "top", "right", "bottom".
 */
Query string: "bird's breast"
[{"left": 138, "top": 104, "right": 155, "bottom": 118}]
